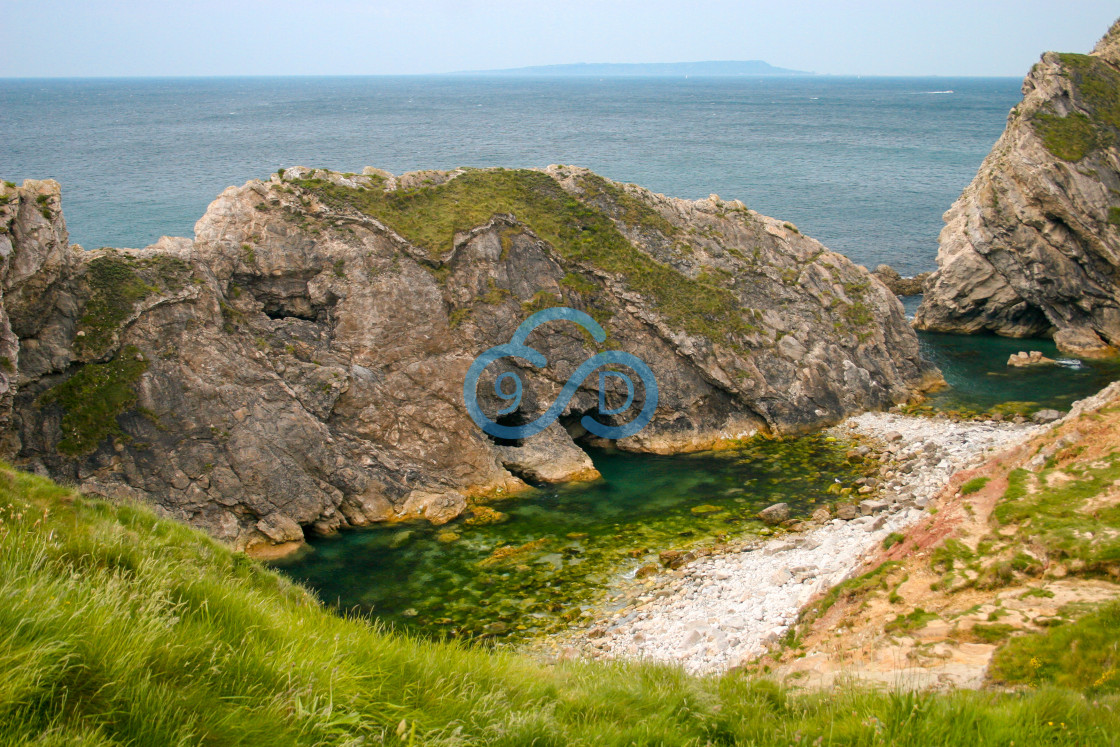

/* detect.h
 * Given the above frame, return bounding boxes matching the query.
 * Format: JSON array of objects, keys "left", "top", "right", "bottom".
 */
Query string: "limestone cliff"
[
  {"left": 915, "top": 19, "right": 1120, "bottom": 356},
  {"left": 0, "top": 167, "right": 938, "bottom": 550}
]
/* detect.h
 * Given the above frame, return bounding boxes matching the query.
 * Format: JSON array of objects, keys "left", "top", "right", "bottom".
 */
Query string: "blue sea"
[{"left": 1, "top": 75, "right": 1021, "bottom": 276}]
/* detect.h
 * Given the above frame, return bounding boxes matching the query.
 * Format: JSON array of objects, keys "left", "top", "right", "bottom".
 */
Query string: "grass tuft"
[{"left": 37, "top": 346, "right": 149, "bottom": 455}]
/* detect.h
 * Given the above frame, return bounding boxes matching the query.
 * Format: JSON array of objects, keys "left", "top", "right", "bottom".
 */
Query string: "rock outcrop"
[
  {"left": 915, "top": 19, "right": 1120, "bottom": 357},
  {"left": 0, "top": 167, "right": 939, "bottom": 550},
  {"left": 1007, "top": 350, "right": 1055, "bottom": 367},
  {"left": 871, "top": 265, "right": 930, "bottom": 297}
]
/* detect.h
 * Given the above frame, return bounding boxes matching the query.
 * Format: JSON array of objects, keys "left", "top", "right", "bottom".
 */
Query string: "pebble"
[{"left": 561, "top": 412, "right": 1040, "bottom": 674}]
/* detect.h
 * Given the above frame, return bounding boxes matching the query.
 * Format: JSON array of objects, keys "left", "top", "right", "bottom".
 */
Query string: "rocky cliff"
[
  {"left": 915, "top": 20, "right": 1120, "bottom": 356},
  {"left": 0, "top": 167, "right": 938, "bottom": 550}
]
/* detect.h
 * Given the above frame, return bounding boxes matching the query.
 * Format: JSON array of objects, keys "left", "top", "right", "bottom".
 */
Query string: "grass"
[
  {"left": 1033, "top": 112, "right": 1098, "bottom": 162},
  {"left": 74, "top": 253, "right": 190, "bottom": 358},
  {"left": 882, "top": 531, "right": 906, "bottom": 550},
  {"left": 1031, "top": 52, "right": 1120, "bottom": 161},
  {"left": 884, "top": 608, "right": 940, "bottom": 635},
  {"left": 962, "top": 622, "right": 1019, "bottom": 645},
  {"left": 1, "top": 467, "right": 1119, "bottom": 744},
  {"left": 36, "top": 346, "right": 149, "bottom": 455},
  {"left": 992, "top": 454, "right": 1120, "bottom": 576},
  {"left": 990, "top": 600, "right": 1120, "bottom": 695},
  {"left": 572, "top": 172, "right": 679, "bottom": 236},
  {"left": 292, "top": 168, "right": 759, "bottom": 346},
  {"left": 960, "top": 476, "right": 990, "bottom": 495}
]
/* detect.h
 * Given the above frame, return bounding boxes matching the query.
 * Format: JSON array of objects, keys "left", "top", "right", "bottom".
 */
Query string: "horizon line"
[{"left": 0, "top": 72, "right": 1026, "bottom": 81}]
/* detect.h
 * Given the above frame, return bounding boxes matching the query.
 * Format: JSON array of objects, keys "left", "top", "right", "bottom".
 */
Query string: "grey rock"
[
  {"left": 1032, "top": 409, "right": 1063, "bottom": 424},
  {"left": 496, "top": 422, "right": 600, "bottom": 483},
  {"left": 872, "top": 265, "right": 931, "bottom": 297},
  {"left": 757, "top": 502, "right": 791, "bottom": 525},
  {"left": 859, "top": 499, "right": 889, "bottom": 515},
  {"left": 916, "top": 21, "right": 1120, "bottom": 358}
]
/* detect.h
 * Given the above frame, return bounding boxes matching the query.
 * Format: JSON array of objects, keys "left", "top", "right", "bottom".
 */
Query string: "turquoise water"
[
  {"left": 272, "top": 435, "right": 870, "bottom": 641},
  {"left": 1, "top": 76, "right": 1020, "bottom": 275},
  {"left": 917, "top": 331, "right": 1120, "bottom": 415}
]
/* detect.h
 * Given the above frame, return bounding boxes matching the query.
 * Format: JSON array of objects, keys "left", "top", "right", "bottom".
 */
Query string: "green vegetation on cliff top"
[
  {"left": 1031, "top": 52, "right": 1120, "bottom": 162},
  {"left": 1, "top": 464, "right": 1118, "bottom": 745},
  {"left": 294, "top": 169, "right": 759, "bottom": 345}
]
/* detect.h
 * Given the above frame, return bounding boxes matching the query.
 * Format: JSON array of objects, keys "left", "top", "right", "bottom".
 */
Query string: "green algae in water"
[{"left": 271, "top": 434, "right": 868, "bottom": 643}]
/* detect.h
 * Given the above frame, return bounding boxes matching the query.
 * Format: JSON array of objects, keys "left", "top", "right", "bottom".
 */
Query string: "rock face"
[
  {"left": 0, "top": 167, "right": 938, "bottom": 550},
  {"left": 916, "top": 20, "right": 1120, "bottom": 357},
  {"left": 871, "top": 265, "right": 930, "bottom": 297}
]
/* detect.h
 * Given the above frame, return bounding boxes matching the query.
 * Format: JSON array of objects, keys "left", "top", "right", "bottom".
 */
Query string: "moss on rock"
[{"left": 38, "top": 345, "right": 150, "bottom": 455}]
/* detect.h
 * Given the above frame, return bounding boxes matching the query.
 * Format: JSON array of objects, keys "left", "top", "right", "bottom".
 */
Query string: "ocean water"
[{"left": 0, "top": 75, "right": 1021, "bottom": 275}]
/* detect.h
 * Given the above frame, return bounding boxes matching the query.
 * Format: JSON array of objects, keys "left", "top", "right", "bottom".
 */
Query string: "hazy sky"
[{"left": 1, "top": 1, "right": 1116, "bottom": 77}]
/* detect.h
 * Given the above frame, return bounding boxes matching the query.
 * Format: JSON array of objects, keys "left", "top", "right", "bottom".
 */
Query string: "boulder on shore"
[{"left": 758, "top": 502, "right": 791, "bottom": 526}]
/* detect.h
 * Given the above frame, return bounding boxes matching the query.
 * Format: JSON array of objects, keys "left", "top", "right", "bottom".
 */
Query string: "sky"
[{"left": 1, "top": 0, "right": 1116, "bottom": 78}]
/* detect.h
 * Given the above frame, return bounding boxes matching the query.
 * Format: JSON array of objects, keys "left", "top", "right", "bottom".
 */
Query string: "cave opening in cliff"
[
  {"left": 486, "top": 411, "right": 530, "bottom": 447},
  {"left": 234, "top": 274, "right": 336, "bottom": 323}
]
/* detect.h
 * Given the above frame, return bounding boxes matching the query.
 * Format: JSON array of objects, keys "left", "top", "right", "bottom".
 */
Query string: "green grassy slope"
[{"left": 1, "top": 464, "right": 1118, "bottom": 745}]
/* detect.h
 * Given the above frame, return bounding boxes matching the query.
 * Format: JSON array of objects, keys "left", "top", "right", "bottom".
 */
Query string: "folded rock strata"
[
  {"left": 0, "top": 166, "right": 938, "bottom": 549},
  {"left": 916, "top": 19, "right": 1120, "bottom": 357}
]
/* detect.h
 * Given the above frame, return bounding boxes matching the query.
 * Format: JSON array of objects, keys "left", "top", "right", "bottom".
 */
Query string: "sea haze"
[{"left": 0, "top": 75, "right": 1021, "bottom": 275}]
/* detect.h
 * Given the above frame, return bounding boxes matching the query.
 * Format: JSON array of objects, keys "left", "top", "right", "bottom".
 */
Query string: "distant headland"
[{"left": 451, "top": 60, "right": 812, "bottom": 77}]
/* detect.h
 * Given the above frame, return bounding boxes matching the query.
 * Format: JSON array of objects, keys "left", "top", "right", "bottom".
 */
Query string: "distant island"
[{"left": 452, "top": 60, "right": 811, "bottom": 77}]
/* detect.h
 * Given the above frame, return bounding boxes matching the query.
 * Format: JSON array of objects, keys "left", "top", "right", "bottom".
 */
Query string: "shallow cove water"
[
  {"left": 917, "top": 331, "right": 1120, "bottom": 415},
  {"left": 271, "top": 435, "right": 870, "bottom": 642},
  {"left": 271, "top": 332, "right": 1120, "bottom": 642}
]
